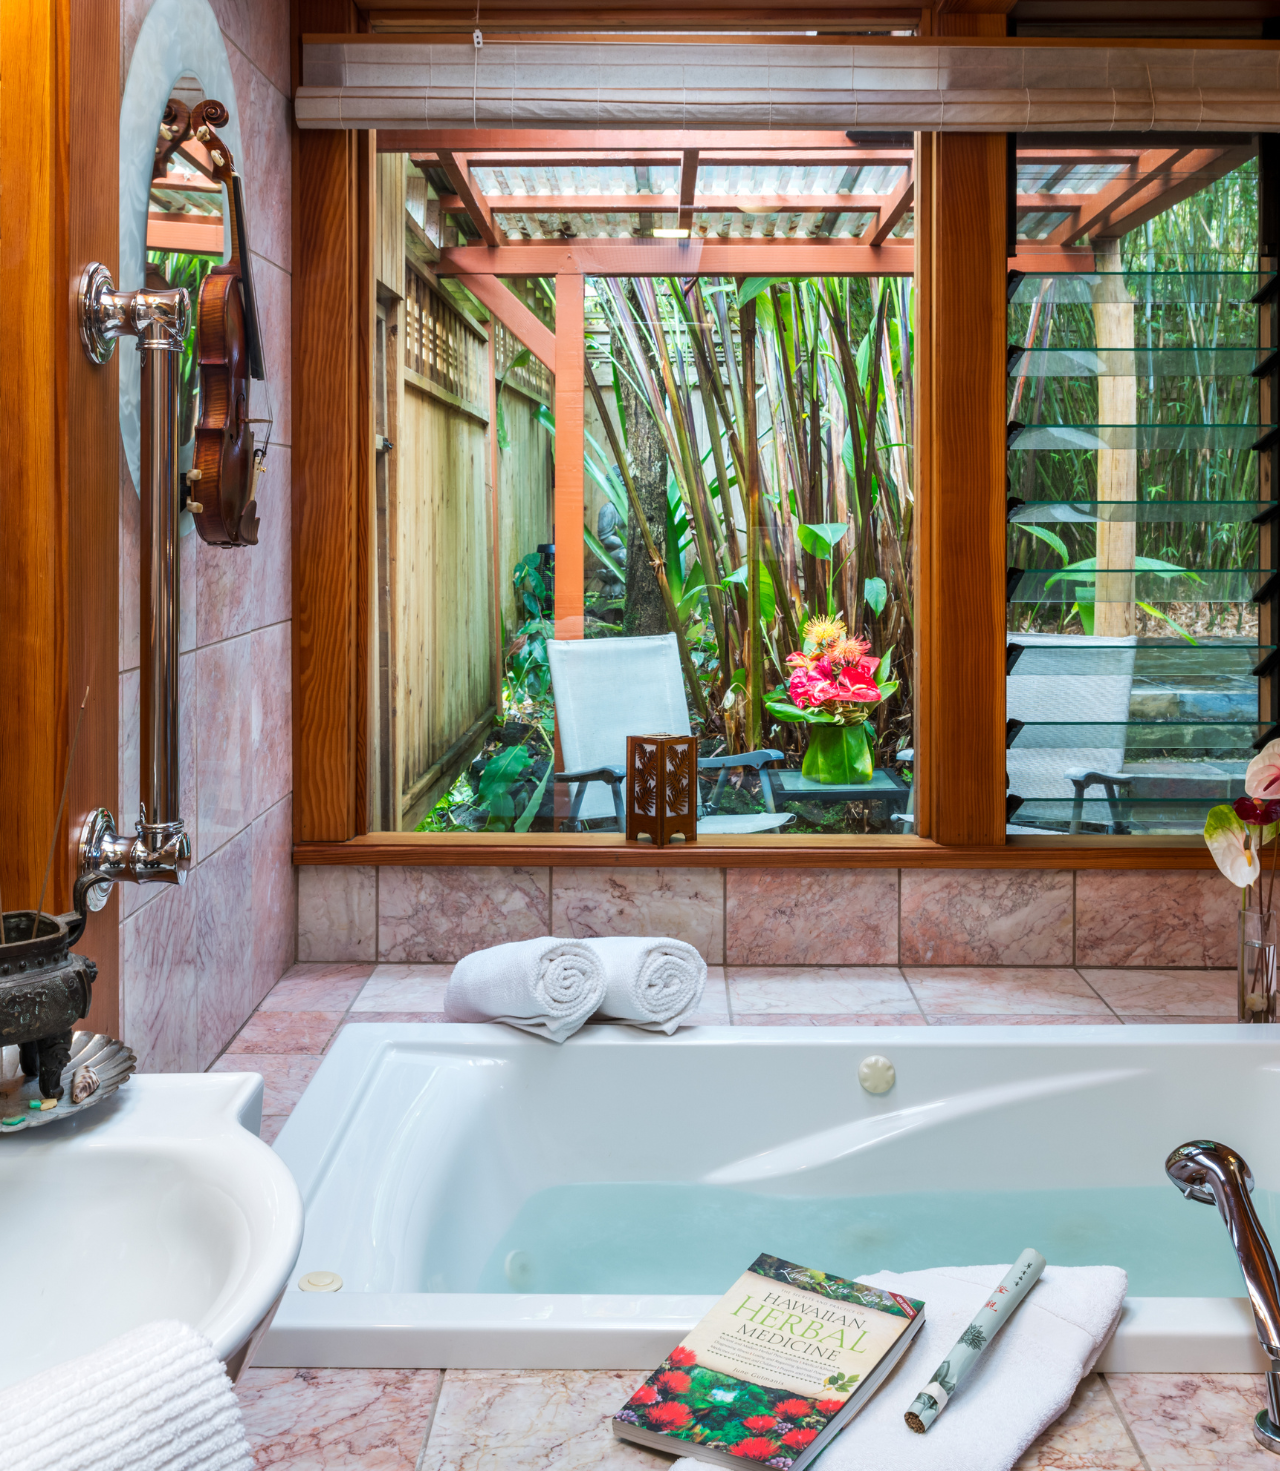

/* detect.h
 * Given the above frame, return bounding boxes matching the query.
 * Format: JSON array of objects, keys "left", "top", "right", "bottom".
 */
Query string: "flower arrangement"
[
  {"left": 764, "top": 616, "right": 898, "bottom": 786},
  {"left": 1204, "top": 739, "right": 1280, "bottom": 1019}
]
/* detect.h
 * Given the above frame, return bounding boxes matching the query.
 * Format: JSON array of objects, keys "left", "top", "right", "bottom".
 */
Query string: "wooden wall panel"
[
  {"left": 70, "top": 0, "right": 121, "bottom": 1033},
  {"left": 0, "top": 0, "right": 120, "bottom": 1030},
  {"left": 915, "top": 129, "right": 1008, "bottom": 846}
]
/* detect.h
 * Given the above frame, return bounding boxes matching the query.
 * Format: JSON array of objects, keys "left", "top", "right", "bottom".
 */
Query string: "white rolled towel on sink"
[
  {"left": 445, "top": 937, "right": 607, "bottom": 1042},
  {"left": 589, "top": 935, "right": 707, "bottom": 1032},
  {"left": 0, "top": 1318, "right": 251, "bottom": 1471}
]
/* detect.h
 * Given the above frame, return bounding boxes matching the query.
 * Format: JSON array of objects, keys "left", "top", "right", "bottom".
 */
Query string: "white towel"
[
  {"left": 445, "top": 937, "right": 607, "bottom": 1042},
  {"left": 0, "top": 1319, "right": 252, "bottom": 1471},
  {"left": 671, "top": 1262, "right": 1127, "bottom": 1471},
  {"left": 589, "top": 935, "right": 707, "bottom": 1032}
]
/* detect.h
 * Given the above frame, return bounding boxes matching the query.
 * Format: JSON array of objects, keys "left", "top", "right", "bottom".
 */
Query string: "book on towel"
[{"left": 611, "top": 1253, "right": 926, "bottom": 1468}]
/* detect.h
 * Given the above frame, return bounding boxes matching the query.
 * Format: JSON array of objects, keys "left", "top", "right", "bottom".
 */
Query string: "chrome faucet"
[
  {"left": 1167, "top": 1141, "right": 1280, "bottom": 1453},
  {"left": 75, "top": 264, "right": 193, "bottom": 906}
]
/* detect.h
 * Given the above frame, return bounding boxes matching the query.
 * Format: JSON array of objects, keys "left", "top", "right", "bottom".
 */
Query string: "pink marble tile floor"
[{"left": 219, "top": 961, "right": 1257, "bottom": 1468}]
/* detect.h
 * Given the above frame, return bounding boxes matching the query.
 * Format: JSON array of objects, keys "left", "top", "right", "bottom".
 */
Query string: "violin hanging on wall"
[{"left": 185, "top": 99, "right": 269, "bottom": 547}]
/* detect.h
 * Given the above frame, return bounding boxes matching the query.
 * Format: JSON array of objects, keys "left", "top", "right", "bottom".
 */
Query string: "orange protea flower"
[{"left": 827, "top": 635, "right": 871, "bottom": 669}]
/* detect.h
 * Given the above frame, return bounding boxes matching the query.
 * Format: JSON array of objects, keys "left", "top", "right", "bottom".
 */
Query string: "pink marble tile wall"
[
  {"left": 1076, "top": 870, "right": 1237, "bottom": 968},
  {"left": 379, "top": 867, "right": 551, "bottom": 963},
  {"left": 118, "top": 0, "right": 294, "bottom": 1072},
  {"left": 552, "top": 868, "right": 723, "bottom": 962},
  {"left": 725, "top": 868, "right": 897, "bottom": 965},
  {"left": 900, "top": 868, "right": 1073, "bottom": 966},
  {"left": 294, "top": 866, "right": 1240, "bottom": 994}
]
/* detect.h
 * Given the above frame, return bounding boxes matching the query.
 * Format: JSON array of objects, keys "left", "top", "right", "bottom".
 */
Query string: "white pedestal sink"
[{"left": 0, "top": 1069, "right": 302, "bottom": 1392}]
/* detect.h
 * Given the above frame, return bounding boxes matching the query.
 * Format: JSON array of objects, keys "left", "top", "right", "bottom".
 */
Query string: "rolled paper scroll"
[{"left": 904, "top": 1248, "right": 1047, "bottom": 1433}]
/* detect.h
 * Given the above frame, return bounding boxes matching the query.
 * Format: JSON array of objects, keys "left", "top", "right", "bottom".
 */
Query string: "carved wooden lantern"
[{"left": 626, "top": 734, "right": 698, "bottom": 846}]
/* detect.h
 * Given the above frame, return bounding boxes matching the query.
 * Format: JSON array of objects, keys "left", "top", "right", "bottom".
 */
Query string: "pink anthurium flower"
[
  {"left": 1246, "top": 739, "right": 1280, "bottom": 800},
  {"left": 1204, "top": 805, "right": 1261, "bottom": 889}
]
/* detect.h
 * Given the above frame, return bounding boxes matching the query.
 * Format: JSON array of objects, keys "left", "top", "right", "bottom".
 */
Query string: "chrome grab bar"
[
  {"left": 75, "top": 263, "right": 192, "bottom": 904},
  {"left": 1167, "top": 1141, "right": 1280, "bottom": 1453}
]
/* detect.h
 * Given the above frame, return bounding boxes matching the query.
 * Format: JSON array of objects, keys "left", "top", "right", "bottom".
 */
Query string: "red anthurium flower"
[
  {"left": 741, "top": 1416, "right": 778, "bottom": 1433},
  {"left": 669, "top": 1347, "right": 697, "bottom": 1368},
  {"left": 658, "top": 1371, "right": 692, "bottom": 1394},
  {"left": 1235, "top": 796, "right": 1280, "bottom": 826},
  {"left": 782, "top": 1428, "right": 819, "bottom": 1449},
  {"left": 815, "top": 1400, "right": 844, "bottom": 1416},
  {"left": 774, "top": 1399, "right": 813, "bottom": 1419},
  {"left": 630, "top": 1385, "right": 659, "bottom": 1406},
  {"left": 730, "top": 1438, "right": 782, "bottom": 1461},
  {"left": 645, "top": 1402, "right": 693, "bottom": 1430}
]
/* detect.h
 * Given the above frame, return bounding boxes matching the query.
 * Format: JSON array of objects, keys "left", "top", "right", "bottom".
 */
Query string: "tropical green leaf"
[
  {"left": 584, "top": 524, "right": 625, "bottom": 582},
  {"left": 723, "top": 560, "right": 776, "bottom": 622},
  {"left": 797, "top": 521, "right": 851, "bottom": 559},
  {"left": 1021, "top": 524, "right": 1071, "bottom": 563},
  {"left": 738, "top": 276, "right": 787, "bottom": 308},
  {"left": 865, "top": 577, "right": 888, "bottom": 617}
]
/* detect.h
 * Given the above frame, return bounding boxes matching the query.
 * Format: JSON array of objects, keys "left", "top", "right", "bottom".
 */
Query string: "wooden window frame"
[{"left": 293, "top": 85, "right": 1246, "bottom": 875}]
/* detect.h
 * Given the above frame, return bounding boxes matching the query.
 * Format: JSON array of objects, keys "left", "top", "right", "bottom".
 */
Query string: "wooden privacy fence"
[
  {"left": 372, "top": 156, "right": 557, "bottom": 831},
  {"left": 495, "top": 318, "right": 554, "bottom": 639}
]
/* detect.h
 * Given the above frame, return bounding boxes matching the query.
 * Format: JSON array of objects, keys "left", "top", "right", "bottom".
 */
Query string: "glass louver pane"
[
  {"left": 1010, "top": 500, "right": 1266, "bottom": 523},
  {"left": 1012, "top": 347, "right": 1264, "bottom": 377},
  {"left": 1009, "top": 569, "right": 1260, "bottom": 603},
  {"left": 1009, "top": 424, "right": 1264, "bottom": 451},
  {"left": 1009, "top": 271, "right": 1274, "bottom": 305}
]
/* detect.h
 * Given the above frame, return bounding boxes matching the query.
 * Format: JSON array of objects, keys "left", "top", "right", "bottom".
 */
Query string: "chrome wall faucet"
[
  {"left": 76, "top": 263, "right": 192, "bottom": 905},
  {"left": 1167, "top": 1141, "right": 1280, "bottom": 1453}
]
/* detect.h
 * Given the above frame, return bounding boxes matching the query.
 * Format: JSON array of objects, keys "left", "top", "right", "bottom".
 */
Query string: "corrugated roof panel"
[
  {"left": 1016, "top": 161, "right": 1127, "bottom": 195},
  {"left": 692, "top": 210, "right": 877, "bottom": 239},
  {"left": 695, "top": 162, "right": 906, "bottom": 196},
  {"left": 473, "top": 164, "right": 679, "bottom": 197},
  {"left": 496, "top": 211, "right": 679, "bottom": 240}
]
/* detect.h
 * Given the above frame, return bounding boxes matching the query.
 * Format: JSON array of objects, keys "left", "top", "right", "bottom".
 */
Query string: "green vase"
[{"left": 801, "top": 722, "right": 874, "bottom": 785}]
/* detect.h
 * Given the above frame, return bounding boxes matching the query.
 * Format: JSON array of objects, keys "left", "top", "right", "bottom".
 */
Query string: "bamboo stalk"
[{"left": 583, "top": 367, "right": 710, "bottom": 724}]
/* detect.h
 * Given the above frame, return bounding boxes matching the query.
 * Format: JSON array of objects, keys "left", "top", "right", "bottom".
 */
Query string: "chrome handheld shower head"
[{"left": 1167, "top": 1140, "right": 1280, "bottom": 1454}]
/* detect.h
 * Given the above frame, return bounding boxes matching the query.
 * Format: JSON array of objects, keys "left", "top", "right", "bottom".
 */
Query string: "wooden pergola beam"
[
  {"left": 437, "top": 238, "right": 916, "bottom": 276},
  {"left": 861, "top": 171, "right": 913, "bottom": 246},
  {"left": 1092, "top": 145, "right": 1255, "bottom": 240},
  {"left": 436, "top": 149, "right": 500, "bottom": 247},
  {"left": 1046, "top": 146, "right": 1184, "bottom": 245},
  {"left": 456, "top": 272, "right": 556, "bottom": 369},
  {"left": 678, "top": 147, "right": 700, "bottom": 233}
]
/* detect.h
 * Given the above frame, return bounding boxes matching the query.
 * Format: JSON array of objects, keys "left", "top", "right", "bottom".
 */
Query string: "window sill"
[{"left": 292, "top": 832, "right": 1218, "bottom": 870}]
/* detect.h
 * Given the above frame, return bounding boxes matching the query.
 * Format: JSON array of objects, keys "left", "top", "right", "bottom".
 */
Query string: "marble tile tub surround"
[
  {"left": 221, "top": 963, "right": 1252, "bottom": 1465},
  {"left": 117, "top": 0, "right": 295, "bottom": 1073},
  {"left": 297, "top": 864, "right": 1240, "bottom": 972}
]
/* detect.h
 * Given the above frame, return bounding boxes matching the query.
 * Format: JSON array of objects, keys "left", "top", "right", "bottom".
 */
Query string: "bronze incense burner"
[{"left": 0, "top": 882, "right": 98, "bottom": 1100}]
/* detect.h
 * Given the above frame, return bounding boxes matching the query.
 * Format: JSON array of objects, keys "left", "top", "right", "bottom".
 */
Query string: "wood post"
[
  {"left": 914, "top": 129, "right": 1009, "bottom": 846},
  {"left": 553, "top": 272, "right": 585, "bottom": 640},
  {"left": 1092, "top": 236, "right": 1138, "bottom": 637}
]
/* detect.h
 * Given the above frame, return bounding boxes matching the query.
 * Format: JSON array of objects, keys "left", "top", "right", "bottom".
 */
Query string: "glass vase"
[
  {"left": 801, "top": 723, "right": 874, "bottom": 785},
  {"left": 1239, "top": 906, "right": 1277, "bottom": 1023}
]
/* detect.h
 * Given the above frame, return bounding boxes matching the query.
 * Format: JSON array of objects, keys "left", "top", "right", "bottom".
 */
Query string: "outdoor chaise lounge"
[{"left": 546, "top": 632, "right": 795, "bottom": 834}]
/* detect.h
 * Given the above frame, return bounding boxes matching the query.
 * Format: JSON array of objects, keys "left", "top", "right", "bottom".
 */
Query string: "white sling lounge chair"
[{"left": 546, "top": 633, "right": 795, "bottom": 834}]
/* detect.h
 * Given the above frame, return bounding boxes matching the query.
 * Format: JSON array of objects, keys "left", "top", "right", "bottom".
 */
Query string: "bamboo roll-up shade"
[{"left": 297, "top": 39, "right": 1280, "bottom": 133}]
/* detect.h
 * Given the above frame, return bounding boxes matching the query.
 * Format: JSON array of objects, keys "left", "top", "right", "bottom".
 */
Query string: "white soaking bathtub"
[{"left": 260, "top": 1022, "right": 1280, "bottom": 1372}]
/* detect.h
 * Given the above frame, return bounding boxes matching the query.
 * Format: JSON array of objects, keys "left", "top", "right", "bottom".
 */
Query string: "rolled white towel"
[
  {"left": 589, "top": 935, "right": 707, "bottom": 1032},
  {"left": 445, "top": 937, "right": 607, "bottom": 1042},
  {"left": 0, "top": 1318, "right": 252, "bottom": 1471}
]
